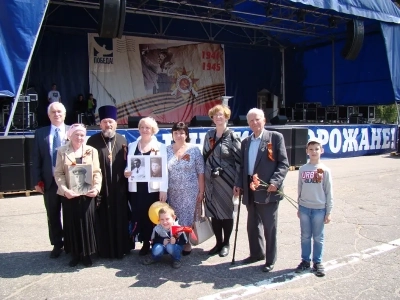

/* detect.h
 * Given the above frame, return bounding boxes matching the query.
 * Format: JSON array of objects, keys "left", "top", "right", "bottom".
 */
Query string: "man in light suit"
[
  {"left": 234, "top": 108, "right": 289, "bottom": 272},
  {"left": 32, "top": 102, "right": 69, "bottom": 258},
  {"left": 131, "top": 158, "right": 145, "bottom": 179}
]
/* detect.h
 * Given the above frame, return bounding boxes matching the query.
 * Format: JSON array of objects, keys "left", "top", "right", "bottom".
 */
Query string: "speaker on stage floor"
[
  {"left": 268, "top": 127, "right": 293, "bottom": 166},
  {"left": 0, "top": 165, "right": 26, "bottom": 192},
  {"left": 190, "top": 116, "right": 211, "bottom": 127},
  {"left": 0, "top": 136, "right": 25, "bottom": 165},
  {"left": 0, "top": 136, "right": 27, "bottom": 192},
  {"left": 98, "top": 0, "right": 126, "bottom": 38},
  {"left": 128, "top": 116, "right": 145, "bottom": 128},
  {"left": 24, "top": 136, "right": 35, "bottom": 190},
  {"left": 341, "top": 20, "right": 364, "bottom": 60},
  {"left": 233, "top": 115, "right": 247, "bottom": 126},
  {"left": 270, "top": 115, "right": 288, "bottom": 125},
  {"left": 292, "top": 128, "right": 308, "bottom": 166}
]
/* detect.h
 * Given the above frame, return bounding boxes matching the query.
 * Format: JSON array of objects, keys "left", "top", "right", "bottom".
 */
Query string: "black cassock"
[{"left": 87, "top": 133, "right": 132, "bottom": 258}]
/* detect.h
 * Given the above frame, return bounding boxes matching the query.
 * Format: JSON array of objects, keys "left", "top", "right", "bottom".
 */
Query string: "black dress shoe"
[
  {"left": 219, "top": 245, "right": 230, "bottom": 257},
  {"left": 68, "top": 256, "right": 80, "bottom": 267},
  {"left": 50, "top": 246, "right": 63, "bottom": 258},
  {"left": 241, "top": 255, "right": 265, "bottom": 264},
  {"left": 82, "top": 256, "right": 92, "bottom": 267},
  {"left": 262, "top": 264, "right": 274, "bottom": 272},
  {"left": 208, "top": 245, "right": 222, "bottom": 256}
]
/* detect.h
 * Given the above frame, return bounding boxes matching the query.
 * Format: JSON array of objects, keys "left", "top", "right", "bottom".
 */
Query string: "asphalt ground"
[{"left": 1, "top": 154, "right": 400, "bottom": 300}]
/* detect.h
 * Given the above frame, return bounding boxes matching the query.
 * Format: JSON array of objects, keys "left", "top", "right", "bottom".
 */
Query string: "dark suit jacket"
[
  {"left": 32, "top": 125, "right": 69, "bottom": 190},
  {"left": 236, "top": 130, "right": 289, "bottom": 205}
]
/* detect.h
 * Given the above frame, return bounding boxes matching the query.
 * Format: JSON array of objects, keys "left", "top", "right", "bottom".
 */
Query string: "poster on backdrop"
[{"left": 88, "top": 34, "right": 225, "bottom": 124}]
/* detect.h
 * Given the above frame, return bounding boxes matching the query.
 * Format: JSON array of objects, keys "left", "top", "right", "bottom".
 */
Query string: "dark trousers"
[
  {"left": 43, "top": 180, "right": 63, "bottom": 248},
  {"left": 246, "top": 189, "right": 279, "bottom": 265}
]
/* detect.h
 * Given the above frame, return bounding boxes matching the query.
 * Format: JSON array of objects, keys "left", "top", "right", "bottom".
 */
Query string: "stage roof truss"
[{"left": 48, "top": 0, "right": 371, "bottom": 47}]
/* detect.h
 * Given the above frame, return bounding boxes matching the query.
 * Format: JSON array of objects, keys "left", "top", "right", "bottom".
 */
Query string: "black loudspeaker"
[
  {"left": 0, "top": 136, "right": 25, "bottom": 164},
  {"left": 292, "top": 128, "right": 308, "bottom": 167},
  {"left": 268, "top": 127, "right": 293, "bottom": 166},
  {"left": 0, "top": 165, "right": 27, "bottom": 192},
  {"left": 341, "top": 20, "right": 364, "bottom": 60},
  {"left": 270, "top": 115, "right": 288, "bottom": 125},
  {"left": 128, "top": 116, "right": 145, "bottom": 128},
  {"left": 233, "top": 115, "right": 247, "bottom": 126},
  {"left": 0, "top": 136, "right": 27, "bottom": 192},
  {"left": 190, "top": 116, "right": 211, "bottom": 127},
  {"left": 98, "top": 0, "right": 126, "bottom": 39},
  {"left": 24, "top": 136, "right": 35, "bottom": 190}
]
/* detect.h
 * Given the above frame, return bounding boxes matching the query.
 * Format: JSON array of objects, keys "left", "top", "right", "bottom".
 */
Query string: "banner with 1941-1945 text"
[{"left": 88, "top": 34, "right": 225, "bottom": 125}]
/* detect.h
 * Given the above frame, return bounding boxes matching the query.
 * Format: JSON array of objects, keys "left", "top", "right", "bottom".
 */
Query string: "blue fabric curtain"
[
  {"left": 285, "top": 33, "right": 394, "bottom": 106},
  {"left": 380, "top": 22, "right": 400, "bottom": 101},
  {"left": 225, "top": 46, "right": 281, "bottom": 118},
  {"left": 0, "top": 0, "right": 48, "bottom": 97},
  {"left": 26, "top": 31, "right": 89, "bottom": 126}
]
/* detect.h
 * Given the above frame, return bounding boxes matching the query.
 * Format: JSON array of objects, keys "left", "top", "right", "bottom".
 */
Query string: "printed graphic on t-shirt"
[{"left": 301, "top": 170, "right": 324, "bottom": 183}]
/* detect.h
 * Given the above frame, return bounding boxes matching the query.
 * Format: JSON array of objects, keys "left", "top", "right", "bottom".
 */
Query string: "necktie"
[
  {"left": 52, "top": 128, "right": 61, "bottom": 167},
  {"left": 136, "top": 168, "right": 139, "bottom": 173}
]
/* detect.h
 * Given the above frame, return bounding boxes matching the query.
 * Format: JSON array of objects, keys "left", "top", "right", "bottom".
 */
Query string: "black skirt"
[
  {"left": 129, "top": 182, "right": 159, "bottom": 243},
  {"left": 62, "top": 195, "right": 97, "bottom": 257}
]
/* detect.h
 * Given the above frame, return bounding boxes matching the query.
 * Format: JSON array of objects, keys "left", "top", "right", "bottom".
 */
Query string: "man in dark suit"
[
  {"left": 234, "top": 108, "right": 289, "bottom": 272},
  {"left": 32, "top": 102, "right": 69, "bottom": 258}
]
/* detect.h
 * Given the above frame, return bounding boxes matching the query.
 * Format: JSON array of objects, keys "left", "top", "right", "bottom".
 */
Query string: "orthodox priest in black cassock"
[{"left": 86, "top": 105, "right": 132, "bottom": 259}]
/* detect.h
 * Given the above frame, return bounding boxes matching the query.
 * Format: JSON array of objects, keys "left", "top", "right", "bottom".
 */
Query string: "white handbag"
[{"left": 190, "top": 201, "right": 214, "bottom": 245}]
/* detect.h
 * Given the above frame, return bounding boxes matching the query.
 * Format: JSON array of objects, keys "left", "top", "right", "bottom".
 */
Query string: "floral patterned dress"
[{"left": 167, "top": 144, "right": 205, "bottom": 226}]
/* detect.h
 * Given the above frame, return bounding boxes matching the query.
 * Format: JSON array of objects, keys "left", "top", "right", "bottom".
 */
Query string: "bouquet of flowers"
[{"left": 250, "top": 173, "right": 298, "bottom": 209}]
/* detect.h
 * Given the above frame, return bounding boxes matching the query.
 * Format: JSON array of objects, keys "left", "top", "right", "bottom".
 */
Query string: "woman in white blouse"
[{"left": 124, "top": 117, "right": 168, "bottom": 256}]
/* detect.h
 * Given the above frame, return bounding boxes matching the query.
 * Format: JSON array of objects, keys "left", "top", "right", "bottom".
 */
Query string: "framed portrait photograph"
[
  {"left": 68, "top": 164, "right": 93, "bottom": 195},
  {"left": 127, "top": 155, "right": 167, "bottom": 183},
  {"left": 127, "top": 155, "right": 147, "bottom": 182}
]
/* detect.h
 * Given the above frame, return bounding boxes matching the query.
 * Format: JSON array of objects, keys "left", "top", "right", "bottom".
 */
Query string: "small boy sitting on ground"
[{"left": 143, "top": 206, "right": 187, "bottom": 269}]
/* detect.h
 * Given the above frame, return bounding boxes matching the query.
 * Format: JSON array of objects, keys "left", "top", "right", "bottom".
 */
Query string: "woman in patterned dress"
[
  {"left": 167, "top": 122, "right": 205, "bottom": 255},
  {"left": 203, "top": 105, "right": 241, "bottom": 257}
]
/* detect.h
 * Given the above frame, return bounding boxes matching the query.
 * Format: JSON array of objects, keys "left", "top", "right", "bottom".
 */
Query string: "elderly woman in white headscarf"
[{"left": 54, "top": 123, "right": 102, "bottom": 268}]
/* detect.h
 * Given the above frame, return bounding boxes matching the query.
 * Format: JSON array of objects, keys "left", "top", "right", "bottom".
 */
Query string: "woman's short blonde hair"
[
  {"left": 138, "top": 117, "right": 159, "bottom": 135},
  {"left": 208, "top": 104, "right": 231, "bottom": 119}
]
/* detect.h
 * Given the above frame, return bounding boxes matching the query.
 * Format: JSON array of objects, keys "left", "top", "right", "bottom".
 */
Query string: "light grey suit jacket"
[{"left": 236, "top": 130, "right": 289, "bottom": 205}]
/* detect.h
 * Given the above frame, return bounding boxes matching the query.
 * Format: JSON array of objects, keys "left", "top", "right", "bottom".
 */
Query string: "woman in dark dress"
[
  {"left": 54, "top": 124, "right": 102, "bottom": 267},
  {"left": 124, "top": 117, "right": 168, "bottom": 255},
  {"left": 203, "top": 105, "right": 241, "bottom": 257}
]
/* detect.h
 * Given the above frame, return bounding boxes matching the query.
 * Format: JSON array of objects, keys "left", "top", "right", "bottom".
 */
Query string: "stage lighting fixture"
[
  {"left": 296, "top": 9, "right": 306, "bottom": 23},
  {"left": 328, "top": 16, "right": 337, "bottom": 28}
]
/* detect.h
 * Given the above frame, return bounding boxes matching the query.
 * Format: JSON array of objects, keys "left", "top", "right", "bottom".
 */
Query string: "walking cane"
[{"left": 231, "top": 191, "right": 242, "bottom": 265}]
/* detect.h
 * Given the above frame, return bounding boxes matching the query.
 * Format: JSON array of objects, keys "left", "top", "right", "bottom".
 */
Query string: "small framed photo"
[
  {"left": 68, "top": 164, "right": 93, "bottom": 195},
  {"left": 127, "top": 155, "right": 167, "bottom": 183}
]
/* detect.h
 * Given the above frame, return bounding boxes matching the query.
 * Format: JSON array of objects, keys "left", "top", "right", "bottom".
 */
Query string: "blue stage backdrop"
[{"left": 85, "top": 124, "right": 397, "bottom": 159}]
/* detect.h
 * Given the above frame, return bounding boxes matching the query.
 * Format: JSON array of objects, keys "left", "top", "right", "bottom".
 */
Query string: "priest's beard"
[{"left": 102, "top": 128, "right": 116, "bottom": 138}]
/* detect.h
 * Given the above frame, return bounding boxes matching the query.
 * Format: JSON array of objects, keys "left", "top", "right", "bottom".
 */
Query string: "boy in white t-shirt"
[{"left": 48, "top": 84, "right": 61, "bottom": 103}]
